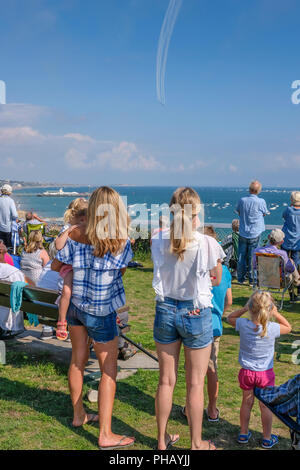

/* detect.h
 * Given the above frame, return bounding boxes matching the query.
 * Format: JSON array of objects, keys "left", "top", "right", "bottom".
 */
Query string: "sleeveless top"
[{"left": 20, "top": 249, "right": 43, "bottom": 284}]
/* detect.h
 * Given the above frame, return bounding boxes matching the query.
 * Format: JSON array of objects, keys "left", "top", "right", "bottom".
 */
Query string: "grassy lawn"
[{"left": 1, "top": 254, "right": 299, "bottom": 450}]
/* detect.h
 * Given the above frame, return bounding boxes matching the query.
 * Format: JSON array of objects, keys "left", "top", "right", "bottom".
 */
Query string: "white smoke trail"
[
  {"left": 156, "top": 0, "right": 183, "bottom": 105},
  {"left": 0, "top": 80, "right": 6, "bottom": 105}
]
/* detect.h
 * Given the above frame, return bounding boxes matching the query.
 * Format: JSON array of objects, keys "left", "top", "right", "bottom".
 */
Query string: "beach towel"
[{"left": 9, "top": 281, "right": 39, "bottom": 327}]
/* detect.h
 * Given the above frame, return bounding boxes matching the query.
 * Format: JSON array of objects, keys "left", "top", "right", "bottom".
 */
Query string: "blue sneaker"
[{"left": 261, "top": 434, "right": 278, "bottom": 449}]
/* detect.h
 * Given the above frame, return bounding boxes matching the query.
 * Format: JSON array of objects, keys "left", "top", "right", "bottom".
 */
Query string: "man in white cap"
[
  {"left": 252, "top": 228, "right": 300, "bottom": 300},
  {"left": 0, "top": 184, "right": 18, "bottom": 248}
]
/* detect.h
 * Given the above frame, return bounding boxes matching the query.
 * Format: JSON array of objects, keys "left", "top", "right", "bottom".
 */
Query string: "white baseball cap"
[
  {"left": 269, "top": 229, "right": 285, "bottom": 243},
  {"left": 1, "top": 184, "right": 12, "bottom": 194}
]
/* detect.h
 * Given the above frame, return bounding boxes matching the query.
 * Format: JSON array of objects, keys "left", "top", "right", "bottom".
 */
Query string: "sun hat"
[
  {"left": 1, "top": 184, "right": 12, "bottom": 195},
  {"left": 269, "top": 229, "right": 285, "bottom": 243},
  {"left": 291, "top": 191, "right": 300, "bottom": 206}
]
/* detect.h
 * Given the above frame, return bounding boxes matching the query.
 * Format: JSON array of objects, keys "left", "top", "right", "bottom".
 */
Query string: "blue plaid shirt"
[{"left": 56, "top": 238, "right": 133, "bottom": 316}]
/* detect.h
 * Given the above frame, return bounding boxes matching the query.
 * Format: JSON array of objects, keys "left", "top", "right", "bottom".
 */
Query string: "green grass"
[{"left": 1, "top": 254, "right": 300, "bottom": 450}]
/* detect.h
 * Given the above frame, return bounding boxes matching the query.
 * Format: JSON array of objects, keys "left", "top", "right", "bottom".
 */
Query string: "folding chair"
[
  {"left": 254, "top": 374, "right": 300, "bottom": 450},
  {"left": 253, "top": 252, "right": 293, "bottom": 310}
]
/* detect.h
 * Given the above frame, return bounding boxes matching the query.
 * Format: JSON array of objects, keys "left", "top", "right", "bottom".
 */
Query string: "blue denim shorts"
[
  {"left": 66, "top": 302, "right": 118, "bottom": 344},
  {"left": 153, "top": 297, "right": 213, "bottom": 349}
]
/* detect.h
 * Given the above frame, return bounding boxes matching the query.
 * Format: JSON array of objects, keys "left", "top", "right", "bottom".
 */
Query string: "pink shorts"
[
  {"left": 59, "top": 264, "right": 73, "bottom": 279},
  {"left": 238, "top": 368, "right": 275, "bottom": 390}
]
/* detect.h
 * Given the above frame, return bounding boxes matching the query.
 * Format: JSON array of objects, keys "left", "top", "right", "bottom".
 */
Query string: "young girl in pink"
[
  {"left": 227, "top": 291, "right": 291, "bottom": 448},
  {"left": 54, "top": 198, "right": 88, "bottom": 340}
]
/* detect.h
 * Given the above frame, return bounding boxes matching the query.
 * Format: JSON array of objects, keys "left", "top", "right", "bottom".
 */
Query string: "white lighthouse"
[{"left": 0, "top": 81, "right": 6, "bottom": 104}]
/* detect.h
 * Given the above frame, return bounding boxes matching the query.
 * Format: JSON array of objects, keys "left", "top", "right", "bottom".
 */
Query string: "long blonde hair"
[
  {"left": 26, "top": 231, "right": 44, "bottom": 253},
  {"left": 248, "top": 290, "right": 274, "bottom": 338},
  {"left": 64, "top": 198, "right": 88, "bottom": 224},
  {"left": 169, "top": 187, "right": 201, "bottom": 260},
  {"left": 86, "top": 186, "right": 130, "bottom": 258}
]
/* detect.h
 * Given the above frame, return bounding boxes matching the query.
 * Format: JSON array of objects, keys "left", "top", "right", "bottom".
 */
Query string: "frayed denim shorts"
[
  {"left": 66, "top": 302, "right": 118, "bottom": 344},
  {"left": 153, "top": 297, "right": 213, "bottom": 349}
]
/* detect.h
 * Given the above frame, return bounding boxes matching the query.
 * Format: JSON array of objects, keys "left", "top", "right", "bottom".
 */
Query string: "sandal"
[
  {"left": 99, "top": 436, "right": 135, "bottom": 450},
  {"left": 56, "top": 321, "right": 68, "bottom": 341},
  {"left": 237, "top": 431, "right": 252, "bottom": 444},
  {"left": 205, "top": 408, "right": 220, "bottom": 423},
  {"left": 261, "top": 434, "right": 278, "bottom": 449}
]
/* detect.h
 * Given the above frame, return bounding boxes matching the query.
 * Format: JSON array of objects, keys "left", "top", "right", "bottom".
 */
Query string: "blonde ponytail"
[
  {"left": 248, "top": 290, "right": 273, "bottom": 338},
  {"left": 169, "top": 187, "right": 201, "bottom": 260}
]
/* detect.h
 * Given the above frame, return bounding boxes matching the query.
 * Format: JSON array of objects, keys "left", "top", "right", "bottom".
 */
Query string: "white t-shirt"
[
  {"left": 151, "top": 230, "right": 225, "bottom": 309},
  {"left": 37, "top": 261, "right": 63, "bottom": 292},
  {"left": 0, "top": 263, "right": 25, "bottom": 333}
]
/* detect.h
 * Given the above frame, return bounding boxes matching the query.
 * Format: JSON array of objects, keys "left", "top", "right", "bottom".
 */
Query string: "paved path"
[{"left": 10, "top": 326, "right": 159, "bottom": 402}]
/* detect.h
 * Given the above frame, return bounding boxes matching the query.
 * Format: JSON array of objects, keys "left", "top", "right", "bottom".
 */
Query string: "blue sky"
[{"left": 1, "top": 0, "right": 300, "bottom": 186}]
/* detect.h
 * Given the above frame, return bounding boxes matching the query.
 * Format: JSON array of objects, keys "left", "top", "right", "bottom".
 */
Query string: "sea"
[{"left": 12, "top": 186, "right": 295, "bottom": 229}]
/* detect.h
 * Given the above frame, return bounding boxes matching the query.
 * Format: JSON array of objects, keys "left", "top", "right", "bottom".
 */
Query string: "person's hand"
[{"left": 68, "top": 225, "right": 79, "bottom": 233}]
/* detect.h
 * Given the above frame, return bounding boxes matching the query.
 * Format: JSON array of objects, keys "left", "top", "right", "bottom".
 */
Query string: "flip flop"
[
  {"left": 261, "top": 434, "right": 279, "bottom": 449},
  {"left": 237, "top": 431, "right": 252, "bottom": 444},
  {"left": 99, "top": 436, "right": 135, "bottom": 450},
  {"left": 166, "top": 434, "right": 180, "bottom": 449},
  {"left": 205, "top": 408, "right": 220, "bottom": 423},
  {"left": 156, "top": 434, "right": 180, "bottom": 450},
  {"left": 72, "top": 413, "right": 98, "bottom": 428}
]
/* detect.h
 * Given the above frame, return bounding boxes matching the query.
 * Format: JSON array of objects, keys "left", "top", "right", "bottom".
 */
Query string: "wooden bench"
[{"left": 0, "top": 281, "right": 158, "bottom": 363}]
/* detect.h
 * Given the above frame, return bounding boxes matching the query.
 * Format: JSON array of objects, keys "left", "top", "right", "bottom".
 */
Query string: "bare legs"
[
  {"left": 155, "top": 341, "right": 181, "bottom": 450},
  {"left": 68, "top": 326, "right": 134, "bottom": 447},
  {"left": 68, "top": 325, "right": 92, "bottom": 426},
  {"left": 206, "top": 367, "right": 219, "bottom": 420},
  {"left": 155, "top": 341, "right": 215, "bottom": 450},
  {"left": 93, "top": 337, "right": 134, "bottom": 448},
  {"left": 240, "top": 389, "right": 273, "bottom": 440},
  {"left": 184, "top": 344, "right": 215, "bottom": 450}
]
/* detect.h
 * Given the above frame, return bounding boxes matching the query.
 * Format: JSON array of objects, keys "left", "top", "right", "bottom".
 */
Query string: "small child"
[
  {"left": 204, "top": 226, "right": 232, "bottom": 422},
  {"left": 54, "top": 198, "right": 88, "bottom": 340},
  {"left": 227, "top": 290, "right": 291, "bottom": 448}
]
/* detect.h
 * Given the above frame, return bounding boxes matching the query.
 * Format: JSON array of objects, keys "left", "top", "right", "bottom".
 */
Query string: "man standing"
[
  {"left": 0, "top": 184, "right": 18, "bottom": 248},
  {"left": 236, "top": 180, "right": 268, "bottom": 285}
]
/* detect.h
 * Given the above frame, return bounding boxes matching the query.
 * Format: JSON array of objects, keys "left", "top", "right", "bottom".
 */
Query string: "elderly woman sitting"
[
  {"left": 20, "top": 231, "right": 49, "bottom": 285},
  {"left": 252, "top": 228, "right": 300, "bottom": 301}
]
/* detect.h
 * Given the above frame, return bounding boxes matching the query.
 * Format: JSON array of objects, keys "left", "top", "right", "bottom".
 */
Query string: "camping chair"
[
  {"left": 25, "top": 223, "right": 54, "bottom": 249},
  {"left": 253, "top": 252, "right": 293, "bottom": 311}
]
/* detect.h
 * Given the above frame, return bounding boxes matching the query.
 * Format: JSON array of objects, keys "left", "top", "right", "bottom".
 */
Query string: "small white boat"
[{"left": 37, "top": 188, "right": 89, "bottom": 197}]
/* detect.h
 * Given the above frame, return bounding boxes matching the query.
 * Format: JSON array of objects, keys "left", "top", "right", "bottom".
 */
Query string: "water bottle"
[{"left": 0, "top": 341, "right": 6, "bottom": 365}]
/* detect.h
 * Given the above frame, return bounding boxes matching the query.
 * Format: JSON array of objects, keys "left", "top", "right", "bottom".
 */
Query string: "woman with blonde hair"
[
  {"left": 51, "top": 186, "right": 135, "bottom": 450},
  {"left": 227, "top": 290, "right": 291, "bottom": 448},
  {"left": 20, "top": 230, "right": 49, "bottom": 284},
  {"left": 151, "top": 187, "right": 225, "bottom": 450}
]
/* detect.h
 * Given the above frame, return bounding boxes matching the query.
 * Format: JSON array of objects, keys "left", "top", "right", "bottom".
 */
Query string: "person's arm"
[
  {"left": 32, "top": 213, "right": 47, "bottom": 225},
  {"left": 121, "top": 267, "right": 127, "bottom": 276},
  {"left": 40, "top": 249, "right": 50, "bottom": 267},
  {"left": 51, "top": 258, "right": 64, "bottom": 272},
  {"left": 55, "top": 225, "right": 78, "bottom": 250},
  {"left": 227, "top": 304, "right": 248, "bottom": 328},
  {"left": 210, "top": 260, "right": 222, "bottom": 286},
  {"left": 271, "top": 305, "right": 292, "bottom": 335},
  {"left": 10, "top": 199, "right": 18, "bottom": 221},
  {"left": 223, "top": 287, "right": 233, "bottom": 315}
]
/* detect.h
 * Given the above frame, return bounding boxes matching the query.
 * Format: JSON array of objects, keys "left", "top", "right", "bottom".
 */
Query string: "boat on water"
[{"left": 36, "top": 188, "right": 90, "bottom": 197}]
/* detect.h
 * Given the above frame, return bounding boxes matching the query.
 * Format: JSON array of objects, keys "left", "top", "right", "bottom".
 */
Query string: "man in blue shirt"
[
  {"left": 236, "top": 181, "right": 268, "bottom": 284},
  {"left": 0, "top": 184, "right": 18, "bottom": 248}
]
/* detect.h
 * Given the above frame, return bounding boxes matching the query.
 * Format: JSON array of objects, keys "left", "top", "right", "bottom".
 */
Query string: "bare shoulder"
[{"left": 69, "top": 225, "right": 90, "bottom": 245}]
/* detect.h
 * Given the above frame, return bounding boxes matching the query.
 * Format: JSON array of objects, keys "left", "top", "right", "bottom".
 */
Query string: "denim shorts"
[
  {"left": 153, "top": 297, "right": 213, "bottom": 349},
  {"left": 66, "top": 302, "right": 119, "bottom": 343}
]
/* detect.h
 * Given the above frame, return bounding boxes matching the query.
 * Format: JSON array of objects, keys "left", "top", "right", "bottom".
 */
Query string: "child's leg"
[
  {"left": 240, "top": 389, "right": 255, "bottom": 435},
  {"left": 59, "top": 271, "right": 73, "bottom": 323},
  {"left": 259, "top": 400, "right": 273, "bottom": 441}
]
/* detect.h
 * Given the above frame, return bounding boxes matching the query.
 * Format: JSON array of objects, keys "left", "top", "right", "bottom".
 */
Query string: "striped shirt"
[{"left": 56, "top": 238, "right": 133, "bottom": 316}]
